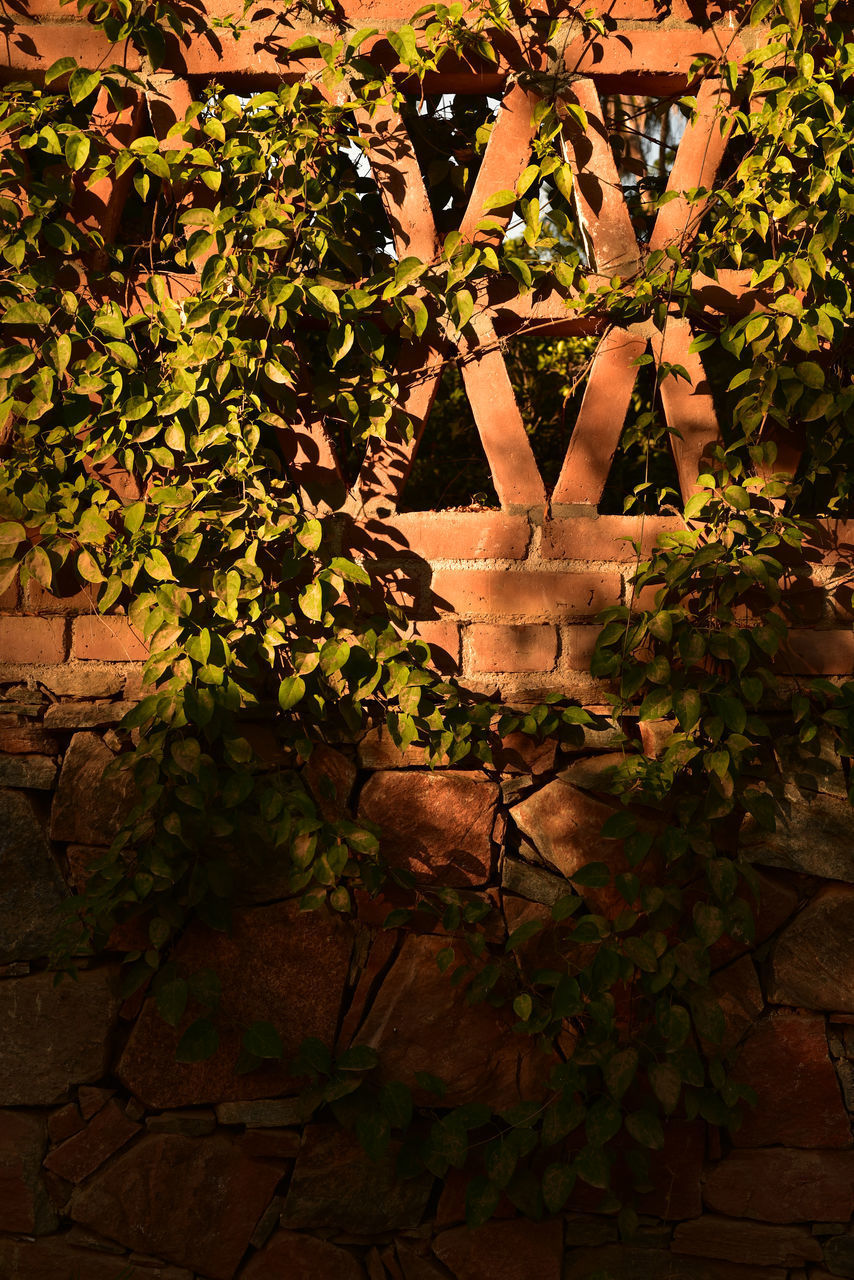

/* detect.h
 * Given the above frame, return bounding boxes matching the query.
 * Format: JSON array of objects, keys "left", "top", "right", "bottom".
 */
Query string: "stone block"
[
  {"left": 433, "top": 1219, "right": 562, "bottom": 1280},
  {"left": 0, "top": 1109, "right": 56, "bottom": 1234},
  {"left": 282, "top": 1125, "right": 432, "bottom": 1234},
  {"left": 732, "top": 1013, "right": 851, "bottom": 1148},
  {"left": 673, "top": 1216, "right": 823, "bottom": 1268},
  {"left": 0, "top": 752, "right": 57, "bottom": 788},
  {"left": 44, "top": 1099, "right": 141, "bottom": 1183},
  {"left": 769, "top": 886, "right": 854, "bottom": 1012},
  {"left": 118, "top": 901, "right": 353, "bottom": 1107},
  {"left": 358, "top": 770, "right": 498, "bottom": 887},
  {"left": 70, "top": 1134, "right": 281, "bottom": 1279},
  {"left": 703, "top": 1149, "right": 854, "bottom": 1223},
  {"left": 50, "top": 731, "right": 134, "bottom": 844},
  {"left": 0, "top": 967, "right": 120, "bottom": 1105},
  {"left": 354, "top": 934, "right": 554, "bottom": 1111},
  {"left": 0, "top": 1239, "right": 191, "bottom": 1280},
  {"left": 0, "top": 788, "right": 66, "bottom": 963},
  {"left": 243, "top": 1229, "right": 365, "bottom": 1278},
  {"left": 563, "top": 1246, "right": 786, "bottom": 1279}
]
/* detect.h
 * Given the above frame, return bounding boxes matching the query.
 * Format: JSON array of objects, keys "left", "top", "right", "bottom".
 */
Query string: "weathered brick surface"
[
  {"left": 0, "top": 616, "right": 67, "bottom": 664},
  {"left": 71, "top": 616, "right": 148, "bottom": 662},
  {"left": 467, "top": 623, "right": 558, "bottom": 673},
  {"left": 430, "top": 569, "right": 621, "bottom": 620}
]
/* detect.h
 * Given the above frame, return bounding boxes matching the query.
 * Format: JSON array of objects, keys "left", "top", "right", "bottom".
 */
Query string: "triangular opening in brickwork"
[
  {"left": 504, "top": 333, "right": 599, "bottom": 491},
  {"left": 597, "top": 359, "right": 683, "bottom": 514},
  {"left": 399, "top": 93, "right": 498, "bottom": 236},
  {"left": 399, "top": 360, "right": 499, "bottom": 511},
  {"left": 600, "top": 93, "right": 688, "bottom": 245}
]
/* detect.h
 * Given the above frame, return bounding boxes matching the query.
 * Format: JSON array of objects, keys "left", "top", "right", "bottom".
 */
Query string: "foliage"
[{"left": 0, "top": 0, "right": 853, "bottom": 1233}]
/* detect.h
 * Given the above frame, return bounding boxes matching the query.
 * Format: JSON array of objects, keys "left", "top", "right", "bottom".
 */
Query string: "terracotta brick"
[
  {"left": 0, "top": 616, "right": 67, "bottom": 664},
  {"left": 467, "top": 624, "right": 557, "bottom": 673},
  {"left": 413, "top": 620, "right": 461, "bottom": 673},
  {"left": 430, "top": 570, "right": 620, "bottom": 620},
  {"left": 71, "top": 616, "right": 148, "bottom": 662},
  {"left": 541, "top": 516, "right": 681, "bottom": 560},
  {"left": 562, "top": 625, "right": 603, "bottom": 672},
  {"left": 24, "top": 578, "right": 95, "bottom": 615},
  {"left": 366, "top": 512, "right": 530, "bottom": 561}
]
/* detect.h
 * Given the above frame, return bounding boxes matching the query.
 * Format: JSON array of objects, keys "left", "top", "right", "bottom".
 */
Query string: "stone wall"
[{"left": 2, "top": 647, "right": 854, "bottom": 1279}]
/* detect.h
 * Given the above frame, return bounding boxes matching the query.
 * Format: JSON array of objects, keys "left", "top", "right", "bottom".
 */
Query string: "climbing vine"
[{"left": 0, "top": 0, "right": 852, "bottom": 1233}]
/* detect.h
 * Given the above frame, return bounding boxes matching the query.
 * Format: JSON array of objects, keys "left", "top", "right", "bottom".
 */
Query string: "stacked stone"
[{"left": 2, "top": 661, "right": 854, "bottom": 1278}]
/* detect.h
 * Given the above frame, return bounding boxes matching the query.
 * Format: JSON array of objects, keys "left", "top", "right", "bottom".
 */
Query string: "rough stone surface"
[
  {"left": 42, "top": 701, "right": 129, "bottom": 730},
  {"left": 0, "top": 788, "right": 66, "bottom": 963},
  {"left": 673, "top": 1216, "right": 823, "bottom": 1267},
  {"left": 0, "top": 752, "right": 57, "bottom": 788},
  {"left": 635, "top": 1119, "right": 706, "bottom": 1221},
  {"left": 43, "top": 1099, "right": 142, "bottom": 1183},
  {"left": 145, "top": 1109, "right": 217, "bottom": 1137},
  {"left": 354, "top": 934, "right": 553, "bottom": 1110},
  {"left": 281, "top": 1125, "right": 432, "bottom": 1234},
  {"left": 70, "top": 1134, "right": 281, "bottom": 1279},
  {"left": 563, "top": 1246, "right": 787, "bottom": 1279},
  {"left": 303, "top": 744, "right": 356, "bottom": 819},
  {"left": 0, "top": 967, "right": 120, "bottom": 1105},
  {"left": 743, "top": 788, "right": 854, "bottom": 881},
  {"left": 511, "top": 778, "right": 639, "bottom": 916},
  {"left": 732, "top": 1014, "right": 851, "bottom": 1148},
  {"left": 433, "top": 1219, "right": 563, "bottom": 1280},
  {"left": 34, "top": 666, "right": 127, "bottom": 698},
  {"left": 242, "top": 1229, "right": 366, "bottom": 1279},
  {"left": 824, "top": 1234, "right": 854, "bottom": 1277},
  {"left": 703, "top": 1150, "right": 854, "bottom": 1223},
  {"left": 49, "top": 732, "right": 134, "bottom": 844},
  {"left": 0, "top": 1239, "right": 192, "bottom": 1280},
  {"left": 358, "top": 771, "right": 498, "bottom": 886},
  {"left": 710, "top": 956, "right": 764, "bottom": 1053},
  {"left": 501, "top": 856, "right": 566, "bottom": 905},
  {"left": 709, "top": 868, "right": 800, "bottom": 969},
  {"left": 119, "top": 901, "right": 353, "bottom": 1107},
  {"left": 769, "top": 886, "right": 854, "bottom": 1012},
  {"left": 216, "top": 1098, "right": 315, "bottom": 1128},
  {"left": 0, "top": 1109, "right": 56, "bottom": 1234}
]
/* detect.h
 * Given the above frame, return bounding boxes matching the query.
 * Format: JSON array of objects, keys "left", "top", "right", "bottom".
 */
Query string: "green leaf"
[
  {"left": 175, "top": 1017, "right": 219, "bottom": 1062},
  {"left": 243, "top": 1021, "right": 284, "bottom": 1059},
  {"left": 673, "top": 688, "right": 701, "bottom": 731},
  {"left": 319, "top": 638, "right": 350, "bottom": 675},
  {"left": 604, "top": 1047, "right": 639, "bottom": 1100},
  {"left": 3, "top": 301, "right": 50, "bottom": 326},
  {"left": 625, "top": 1108, "right": 665, "bottom": 1149},
  {"left": 648, "top": 1062, "right": 682, "bottom": 1115},
  {"left": 513, "top": 993, "right": 532, "bottom": 1021},
  {"left": 0, "top": 521, "right": 26, "bottom": 554},
  {"left": 45, "top": 56, "right": 77, "bottom": 84},
  {"left": 69, "top": 68, "right": 101, "bottom": 106},
  {"left": 465, "top": 1175, "right": 501, "bottom": 1227},
  {"left": 155, "top": 978, "right": 188, "bottom": 1028},
  {"left": 299, "top": 581, "right": 324, "bottom": 621},
  {"left": 64, "top": 133, "right": 90, "bottom": 171},
  {"left": 337, "top": 1044, "right": 380, "bottom": 1072},
  {"left": 309, "top": 285, "right": 340, "bottom": 315},
  {"left": 541, "top": 1161, "right": 575, "bottom": 1213},
  {"left": 278, "top": 675, "right": 306, "bottom": 710}
]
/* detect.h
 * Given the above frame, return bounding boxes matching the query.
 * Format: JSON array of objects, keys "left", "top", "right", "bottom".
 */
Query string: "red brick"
[
  {"left": 541, "top": 516, "right": 680, "bottom": 561},
  {"left": 413, "top": 620, "right": 461, "bottom": 673},
  {"left": 430, "top": 569, "right": 620, "bottom": 620},
  {"left": 361, "top": 512, "right": 530, "bottom": 561},
  {"left": 71, "top": 616, "right": 148, "bottom": 662},
  {"left": 0, "top": 616, "right": 67, "bottom": 664},
  {"left": 2, "top": 24, "right": 139, "bottom": 72},
  {"left": 24, "top": 579, "right": 95, "bottom": 615},
  {"left": 44, "top": 1099, "right": 141, "bottom": 1184},
  {"left": 562, "top": 625, "right": 602, "bottom": 671},
  {"left": 467, "top": 623, "right": 557, "bottom": 673}
]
